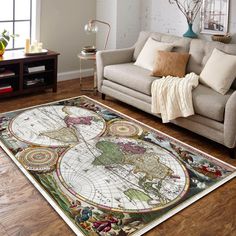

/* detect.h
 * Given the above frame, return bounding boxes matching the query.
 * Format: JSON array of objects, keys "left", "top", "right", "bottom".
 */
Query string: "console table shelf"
[{"left": 0, "top": 50, "right": 59, "bottom": 98}]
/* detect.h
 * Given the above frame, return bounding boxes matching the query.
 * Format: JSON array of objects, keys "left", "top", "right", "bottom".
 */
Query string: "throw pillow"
[
  {"left": 200, "top": 48, "right": 236, "bottom": 95},
  {"left": 134, "top": 37, "right": 173, "bottom": 71},
  {"left": 152, "top": 51, "right": 190, "bottom": 77}
]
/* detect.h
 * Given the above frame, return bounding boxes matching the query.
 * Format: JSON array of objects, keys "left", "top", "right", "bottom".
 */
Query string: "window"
[{"left": 0, "top": 0, "right": 40, "bottom": 50}]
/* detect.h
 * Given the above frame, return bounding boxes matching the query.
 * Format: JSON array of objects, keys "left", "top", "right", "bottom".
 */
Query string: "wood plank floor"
[{"left": 0, "top": 78, "right": 235, "bottom": 236}]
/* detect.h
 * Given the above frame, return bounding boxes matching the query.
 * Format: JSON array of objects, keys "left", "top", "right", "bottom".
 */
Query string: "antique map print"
[
  {"left": 57, "top": 137, "right": 189, "bottom": 213},
  {"left": 0, "top": 96, "right": 235, "bottom": 236}
]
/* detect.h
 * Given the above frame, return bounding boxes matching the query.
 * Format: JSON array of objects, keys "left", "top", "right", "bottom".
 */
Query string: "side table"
[{"left": 78, "top": 53, "right": 96, "bottom": 93}]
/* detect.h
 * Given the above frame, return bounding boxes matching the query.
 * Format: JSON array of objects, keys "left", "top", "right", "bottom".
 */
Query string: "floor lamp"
[{"left": 84, "top": 19, "right": 111, "bottom": 50}]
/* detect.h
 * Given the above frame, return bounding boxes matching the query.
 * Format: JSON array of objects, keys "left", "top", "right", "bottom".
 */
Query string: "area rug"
[{"left": 0, "top": 96, "right": 235, "bottom": 236}]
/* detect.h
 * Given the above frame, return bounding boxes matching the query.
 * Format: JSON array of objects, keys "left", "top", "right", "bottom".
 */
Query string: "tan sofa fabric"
[
  {"left": 225, "top": 91, "right": 236, "bottom": 147},
  {"left": 104, "top": 63, "right": 232, "bottom": 122},
  {"left": 152, "top": 51, "right": 190, "bottom": 77},
  {"left": 104, "top": 63, "right": 156, "bottom": 95},
  {"left": 192, "top": 85, "right": 233, "bottom": 122}
]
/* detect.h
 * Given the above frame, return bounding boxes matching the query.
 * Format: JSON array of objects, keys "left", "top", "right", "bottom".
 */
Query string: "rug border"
[{"left": 0, "top": 95, "right": 235, "bottom": 236}]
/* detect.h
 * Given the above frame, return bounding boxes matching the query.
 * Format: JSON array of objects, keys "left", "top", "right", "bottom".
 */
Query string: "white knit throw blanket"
[{"left": 151, "top": 72, "right": 199, "bottom": 123}]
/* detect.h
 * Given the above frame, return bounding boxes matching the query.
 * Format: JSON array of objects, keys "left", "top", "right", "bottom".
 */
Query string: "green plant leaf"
[
  {"left": 0, "top": 41, "right": 3, "bottom": 50},
  {"left": 10, "top": 34, "right": 19, "bottom": 38},
  {"left": 2, "top": 34, "right": 10, "bottom": 42},
  {"left": 0, "top": 38, "right": 8, "bottom": 48}
]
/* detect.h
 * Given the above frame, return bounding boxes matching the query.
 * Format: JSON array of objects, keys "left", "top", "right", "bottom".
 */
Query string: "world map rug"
[{"left": 0, "top": 95, "right": 235, "bottom": 236}]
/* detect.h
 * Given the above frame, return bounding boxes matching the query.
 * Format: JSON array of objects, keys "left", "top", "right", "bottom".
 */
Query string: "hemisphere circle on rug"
[
  {"left": 57, "top": 136, "right": 190, "bottom": 213},
  {"left": 107, "top": 120, "right": 143, "bottom": 137},
  {"left": 17, "top": 147, "right": 58, "bottom": 172},
  {"left": 8, "top": 105, "right": 106, "bottom": 147}
]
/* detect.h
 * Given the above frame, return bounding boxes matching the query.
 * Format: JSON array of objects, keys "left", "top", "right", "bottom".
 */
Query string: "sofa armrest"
[
  {"left": 96, "top": 47, "right": 134, "bottom": 91},
  {"left": 224, "top": 91, "right": 236, "bottom": 148}
]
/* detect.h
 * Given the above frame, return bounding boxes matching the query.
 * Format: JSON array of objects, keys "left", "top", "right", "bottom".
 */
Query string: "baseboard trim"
[{"left": 58, "top": 68, "right": 93, "bottom": 82}]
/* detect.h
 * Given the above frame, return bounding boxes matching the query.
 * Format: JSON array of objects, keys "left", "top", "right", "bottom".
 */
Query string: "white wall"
[
  {"left": 141, "top": 0, "right": 187, "bottom": 35},
  {"left": 96, "top": 0, "right": 141, "bottom": 49},
  {"left": 141, "top": 0, "right": 236, "bottom": 43},
  {"left": 96, "top": 0, "right": 117, "bottom": 49},
  {"left": 116, "top": 0, "right": 141, "bottom": 48},
  {"left": 40, "top": 0, "right": 96, "bottom": 73}
]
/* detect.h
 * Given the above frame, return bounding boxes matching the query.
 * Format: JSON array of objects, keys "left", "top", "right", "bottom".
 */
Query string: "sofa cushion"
[
  {"left": 192, "top": 84, "right": 233, "bottom": 122},
  {"left": 103, "top": 63, "right": 232, "bottom": 122},
  {"left": 187, "top": 39, "right": 236, "bottom": 90},
  {"left": 133, "top": 31, "right": 191, "bottom": 61},
  {"left": 152, "top": 51, "right": 190, "bottom": 77},
  {"left": 104, "top": 63, "right": 156, "bottom": 95},
  {"left": 134, "top": 37, "right": 174, "bottom": 71},
  {"left": 200, "top": 48, "right": 236, "bottom": 95}
]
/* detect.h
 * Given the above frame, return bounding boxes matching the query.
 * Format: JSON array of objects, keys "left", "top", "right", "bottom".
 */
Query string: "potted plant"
[
  {"left": 0, "top": 30, "right": 17, "bottom": 56},
  {"left": 169, "top": 0, "right": 202, "bottom": 38}
]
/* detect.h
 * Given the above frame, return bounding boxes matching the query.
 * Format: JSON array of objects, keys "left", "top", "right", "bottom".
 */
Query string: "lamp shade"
[
  {"left": 84, "top": 19, "right": 111, "bottom": 50},
  {"left": 84, "top": 22, "right": 98, "bottom": 34}
]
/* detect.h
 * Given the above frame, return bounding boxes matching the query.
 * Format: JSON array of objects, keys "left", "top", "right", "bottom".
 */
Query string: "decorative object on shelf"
[
  {"left": 201, "top": 0, "right": 229, "bottom": 35},
  {"left": 25, "top": 49, "right": 48, "bottom": 56},
  {"left": 0, "top": 84, "right": 13, "bottom": 94},
  {"left": 169, "top": 0, "right": 202, "bottom": 38},
  {"left": 81, "top": 46, "right": 97, "bottom": 56},
  {"left": 24, "top": 78, "right": 45, "bottom": 87},
  {"left": 24, "top": 39, "right": 47, "bottom": 55},
  {"left": 0, "top": 30, "right": 18, "bottom": 57},
  {"left": 25, "top": 65, "right": 46, "bottom": 73},
  {"left": 84, "top": 19, "right": 111, "bottom": 50},
  {"left": 25, "top": 39, "right": 30, "bottom": 53},
  {"left": 0, "top": 69, "right": 15, "bottom": 78},
  {"left": 212, "top": 33, "right": 232, "bottom": 44}
]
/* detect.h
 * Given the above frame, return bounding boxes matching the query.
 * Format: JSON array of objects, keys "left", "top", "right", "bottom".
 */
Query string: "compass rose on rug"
[
  {"left": 8, "top": 105, "right": 106, "bottom": 147},
  {"left": 107, "top": 120, "right": 143, "bottom": 137},
  {"left": 18, "top": 147, "right": 58, "bottom": 172}
]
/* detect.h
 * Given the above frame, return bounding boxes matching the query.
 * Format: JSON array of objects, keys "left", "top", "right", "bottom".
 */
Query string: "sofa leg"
[
  {"left": 102, "top": 93, "right": 106, "bottom": 100},
  {"left": 229, "top": 148, "right": 236, "bottom": 159}
]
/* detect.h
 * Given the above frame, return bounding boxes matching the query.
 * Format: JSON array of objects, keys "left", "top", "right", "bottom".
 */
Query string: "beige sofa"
[{"left": 96, "top": 31, "right": 236, "bottom": 157}]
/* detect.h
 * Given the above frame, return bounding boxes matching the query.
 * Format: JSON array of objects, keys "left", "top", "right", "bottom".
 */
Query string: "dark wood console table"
[{"left": 0, "top": 50, "right": 59, "bottom": 98}]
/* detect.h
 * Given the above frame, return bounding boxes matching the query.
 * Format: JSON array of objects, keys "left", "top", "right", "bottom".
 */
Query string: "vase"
[{"left": 183, "top": 23, "right": 198, "bottom": 39}]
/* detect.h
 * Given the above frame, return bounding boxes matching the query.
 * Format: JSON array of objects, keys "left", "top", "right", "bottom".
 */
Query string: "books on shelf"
[
  {"left": 0, "top": 70, "right": 15, "bottom": 78},
  {"left": 0, "top": 84, "right": 13, "bottom": 94},
  {"left": 81, "top": 51, "right": 96, "bottom": 56},
  {"left": 25, "top": 65, "right": 46, "bottom": 73},
  {"left": 24, "top": 78, "right": 45, "bottom": 87},
  {"left": 81, "top": 46, "right": 97, "bottom": 56}
]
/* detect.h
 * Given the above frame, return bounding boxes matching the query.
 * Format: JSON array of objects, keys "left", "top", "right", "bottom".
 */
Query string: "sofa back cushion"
[
  {"left": 133, "top": 31, "right": 191, "bottom": 61},
  {"left": 187, "top": 39, "right": 236, "bottom": 90}
]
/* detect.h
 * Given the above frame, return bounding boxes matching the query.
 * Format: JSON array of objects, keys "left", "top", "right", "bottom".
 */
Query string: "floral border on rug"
[{"left": 0, "top": 96, "right": 235, "bottom": 236}]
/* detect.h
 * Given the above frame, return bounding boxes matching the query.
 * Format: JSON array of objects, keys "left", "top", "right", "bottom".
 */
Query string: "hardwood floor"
[{"left": 0, "top": 78, "right": 235, "bottom": 236}]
